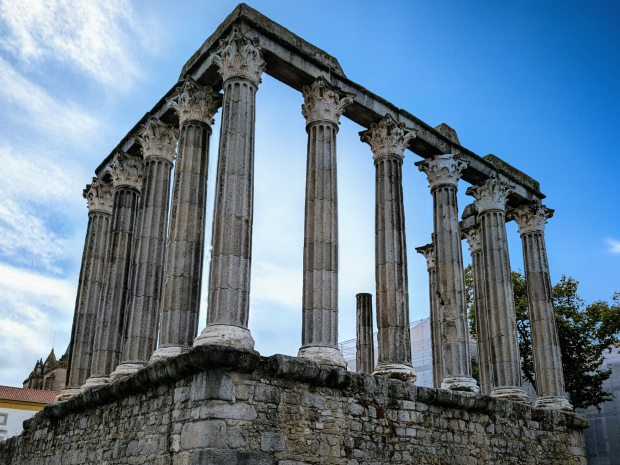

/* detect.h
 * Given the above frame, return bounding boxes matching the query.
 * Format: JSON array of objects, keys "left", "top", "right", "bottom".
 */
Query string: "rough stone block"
[
  {"left": 180, "top": 420, "right": 227, "bottom": 450},
  {"left": 189, "top": 449, "right": 274, "bottom": 465},
  {"left": 260, "top": 432, "right": 287, "bottom": 452}
]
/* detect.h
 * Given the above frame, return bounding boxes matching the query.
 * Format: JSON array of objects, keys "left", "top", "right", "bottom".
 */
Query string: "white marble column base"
[
  {"left": 81, "top": 376, "right": 112, "bottom": 392},
  {"left": 55, "top": 387, "right": 82, "bottom": 402},
  {"left": 535, "top": 396, "right": 573, "bottom": 411},
  {"left": 193, "top": 325, "right": 255, "bottom": 349},
  {"left": 298, "top": 346, "right": 347, "bottom": 368},
  {"left": 150, "top": 346, "right": 186, "bottom": 363},
  {"left": 373, "top": 363, "right": 417, "bottom": 383},
  {"left": 491, "top": 387, "right": 532, "bottom": 404},
  {"left": 441, "top": 376, "right": 480, "bottom": 393},
  {"left": 110, "top": 363, "right": 145, "bottom": 380}
]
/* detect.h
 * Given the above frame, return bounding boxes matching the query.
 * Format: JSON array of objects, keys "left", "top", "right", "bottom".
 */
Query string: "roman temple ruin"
[{"left": 1, "top": 4, "right": 587, "bottom": 464}]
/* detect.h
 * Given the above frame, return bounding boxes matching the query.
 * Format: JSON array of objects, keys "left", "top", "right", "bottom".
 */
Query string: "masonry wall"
[{"left": 0, "top": 345, "right": 588, "bottom": 465}]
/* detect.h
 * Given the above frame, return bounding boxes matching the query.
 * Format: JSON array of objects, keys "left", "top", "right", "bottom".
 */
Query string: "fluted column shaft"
[
  {"left": 116, "top": 156, "right": 173, "bottom": 374},
  {"left": 515, "top": 204, "right": 571, "bottom": 410},
  {"left": 87, "top": 186, "right": 140, "bottom": 385},
  {"left": 464, "top": 227, "right": 492, "bottom": 395},
  {"left": 59, "top": 180, "right": 113, "bottom": 399},
  {"left": 301, "top": 120, "right": 339, "bottom": 351},
  {"left": 356, "top": 293, "right": 374, "bottom": 374}
]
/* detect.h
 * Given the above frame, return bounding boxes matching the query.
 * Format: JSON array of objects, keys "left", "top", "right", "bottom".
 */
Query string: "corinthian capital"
[
  {"left": 135, "top": 116, "right": 179, "bottom": 163},
  {"left": 512, "top": 202, "right": 553, "bottom": 235},
  {"left": 463, "top": 227, "right": 482, "bottom": 253},
  {"left": 167, "top": 77, "right": 222, "bottom": 126},
  {"left": 212, "top": 26, "right": 266, "bottom": 86},
  {"left": 359, "top": 114, "right": 416, "bottom": 160},
  {"left": 301, "top": 76, "right": 354, "bottom": 126},
  {"left": 415, "top": 243, "right": 435, "bottom": 271},
  {"left": 466, "top": 177, "right": 515, "bottom": 213},
  {"left": 83, "top": 178, "right": 113, "bottom": 214},
  {"left": 107, "top": 151, "right": 143, "bottom": 191},
  {"left": 416, "top": 154, "right": 467, "bottom": 189}
]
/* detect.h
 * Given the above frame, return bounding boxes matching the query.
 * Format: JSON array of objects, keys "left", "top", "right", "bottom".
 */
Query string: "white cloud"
[
  {"left": 0, "top": 0, "right": 154, "bottom": 88},
  {"left": 607, "top": 238, "right": 620, "bottom": 254}
]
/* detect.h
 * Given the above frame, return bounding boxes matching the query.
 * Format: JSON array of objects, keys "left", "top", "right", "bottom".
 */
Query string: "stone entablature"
[{"left": 1, "top": 346, "right": 588, "bottom": 465}]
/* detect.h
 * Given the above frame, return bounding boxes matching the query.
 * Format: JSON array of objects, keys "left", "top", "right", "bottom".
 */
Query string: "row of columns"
[{"left": 59, "top": 25, "right": 570, "bottom": 412}]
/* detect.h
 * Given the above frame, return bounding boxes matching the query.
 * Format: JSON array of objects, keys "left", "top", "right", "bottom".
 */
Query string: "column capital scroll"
[
  {"left": 359, "top": 114, "right": 417, "bottom": 161},
  {"left": 466, "top": 177, "right": 515, "bottom": 213},
  {"left": 463, "top": 226, "right": 482, "bottom": 253},
  {"left": 106, "top": 151, "right": 144, "bottom": 191},
  {"left": 512, "top": 202, "right": 554, "bottom": 235},
  {"left": 83, "top": 178, "right": 113, "bottom": 214},
  {"left": 416, "top": 154, "right": 467, "bottom": 189},
  {"left": 167, "top": 77, "right": 222, "bottom": 126},
  {"left": 135, "top": 116, "right": 179, "bottom": 163},
  {"left": 415, "top": 243, "right": 435, "bottom": 271},
  {"left": 301, "top": 76, "right": 354, "bottom": 127},
  {"left": 212, "top": 25, "right": 266, "bottom": 87}
]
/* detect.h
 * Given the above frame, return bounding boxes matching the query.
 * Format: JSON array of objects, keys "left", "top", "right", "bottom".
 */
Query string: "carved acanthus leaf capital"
[
  {"left": 463, "top": 227, "right": 482, "bottom": 253},
  {"left": 167, "top": 77, "right": 222, "bottom": 126},
  {"left": 416, "top": 154, "right": 467, "bottom": 189},
  {"left": 107, "top": 151, "right": 143, "bottom": 191},
  {"left": 512, "top": 202, "right": 553, "bottom": 235},
  {"left": 83, "top": 178, "right": 113, "bottom": 214},
  {"left": 466, "top": 177, "right": 515, "bottom": 213},
  {"left": 135, "top": 116, "right": 179, "bottom": 163},
  {"left": 359, "top": 114, "right": 417, "bottom": 160},
  {"left": 301, "top": 76, "right": 354, "bottom": 126},
  {"left": 212, "top": 26, "right": 266, "bottom": 86},
  {"left": 415, "top": 243, "right": 435, "bottom": 271}
]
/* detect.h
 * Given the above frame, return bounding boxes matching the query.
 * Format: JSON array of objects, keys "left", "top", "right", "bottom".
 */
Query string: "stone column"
[
  {"left": 151, "top": 78, "right": 222, "bottom": 361},
  {"left": 463, "top": 225, "right": 492, "bottom": 395},
  {"left": 83, "top": 152, "right": 143, "bottom": 389},
  {"left": 56, "top": 179, "right": 113, "bottom": 400},
  {"left": 513, "top": 202, "right": 572, "bottom": 410},
  {"left": 416, "top": 243, "right": 443, "bottom": 389},
  {"left": 417, "top": 154, "right": 478, "bottom": 392},
  {"left": 466, "top": 178, "right": 530, "bottom": 403},
  {"left": 356, "top": 293, "right": 375, "bottom": 374},
  {"left": 360, "top": 114, "right": 416, "bottom": 381},
  {"left": 297, "top": 76, "right": 352, "bottom": 368},
  {"left": 194, "top": 26, "right": 266, "bottom": 349},
  {"left": 111, "top": 117, "right": 179, "bottom": 377}
]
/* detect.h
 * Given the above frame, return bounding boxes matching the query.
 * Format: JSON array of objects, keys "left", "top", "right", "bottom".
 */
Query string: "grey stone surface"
[
  {"left": 360, "top": 114, "right": 415, "bottom": 381},
  {"left": 87, "top": 152, "right": 143, "bottom": 384},
  {"left": 298, "top": 77, "right": 351, "bottom": 367},
  {"left": 64, "top": 179, "right": 113, "bottom": 392},
  {"left": 155, "top": 78, "right": 221, "bottom": 359},
  {"left": 416, "top": 242, "right": 443, "bottom": 389},
  {"left": 463, "top": 225, "right": 493, "bottom": 396},
  {"left": 115, "top": 117, "right": 177, "bottom": 374},
  {"left": 355, "top": 293, "right": 374, "bottom": 374},
  {"left": 466, "top": 178, "right": 530, "bottom": 403},
  {"left": 513, "top": 202, "right": 571, "bottom": 410},
  {"left": 417, "top": 154, "right": 477, "bottom": 392},
  {"left": 200, "top": 27, "right": 264, "bottom": 348},
  {"left": 0, "top": 345, "right": 588, "bottom": 465}
]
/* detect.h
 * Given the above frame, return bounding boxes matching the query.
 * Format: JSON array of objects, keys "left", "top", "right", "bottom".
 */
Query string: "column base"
[
  {"left": 193, "top": 324, "right": 255, "bottom": 349},
  {"left": 491, "top": 387, "right": 532, "bottom": 404},
  {"left": 535, "top": 396, "right": 573, "bottom": 411},
  {"left": 55, "top": 387, "right": 82, "bottom": 402},
  {"left": 150, "top": 346, "right": 187, "bottom": 363},
  {"left": 441, "top": 376, "right": 480, "bottom": 393},
  {"left": 110, "top": 362, "right": 146, "bottom": 380},
  {"left": 81, "top": 376, "right": 112, "bottom": 392},
  {"left": 298, "top": 346, "right": 347, "bottom": 368},
  {"left": 373, "top": 363, "right": 417, "bottom": 383}
]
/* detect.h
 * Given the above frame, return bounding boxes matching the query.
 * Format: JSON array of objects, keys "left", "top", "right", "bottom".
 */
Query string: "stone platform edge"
[{"left": 14, "top": 344, "right": 588, "bottom": 440}]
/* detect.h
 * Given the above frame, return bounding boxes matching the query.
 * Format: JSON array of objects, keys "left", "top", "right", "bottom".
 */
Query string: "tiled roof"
[{"left": 0, "top": 385, "right": 59, "bottom": 404}]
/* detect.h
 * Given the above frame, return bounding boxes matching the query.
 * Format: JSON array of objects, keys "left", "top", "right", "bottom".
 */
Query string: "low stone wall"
[{"left": 0, "top": 345, "right": 588, "bottom": 464}]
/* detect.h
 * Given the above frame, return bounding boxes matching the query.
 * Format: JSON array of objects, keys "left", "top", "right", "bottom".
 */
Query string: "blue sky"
[{"left": 0, "top": 0, "right": 618, "bottom": 387}]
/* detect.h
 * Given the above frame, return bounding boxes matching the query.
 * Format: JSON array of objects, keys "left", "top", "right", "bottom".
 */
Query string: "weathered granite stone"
[{"left": 355, "top": 293, "right": 374, "bottom": 374}]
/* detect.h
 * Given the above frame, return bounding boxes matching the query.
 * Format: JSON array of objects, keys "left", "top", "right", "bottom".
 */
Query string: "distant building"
[
  {"left": 22, "top": 349, "right": 68, "bottom": 392},
  {"left": 0, "top": 386, "right": 59, "bottom": 440}
]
